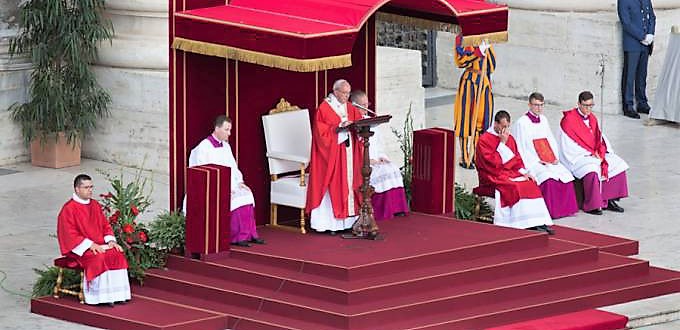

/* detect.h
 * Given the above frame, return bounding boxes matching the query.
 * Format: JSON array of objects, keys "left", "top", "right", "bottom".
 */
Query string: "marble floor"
[{"left": 0, "top": 91, "right": 678, "bottom": 329}]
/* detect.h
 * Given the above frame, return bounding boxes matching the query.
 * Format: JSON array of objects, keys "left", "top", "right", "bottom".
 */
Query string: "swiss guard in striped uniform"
[{"left": 454, "top": 33, "right": 496, "bottom": 169}]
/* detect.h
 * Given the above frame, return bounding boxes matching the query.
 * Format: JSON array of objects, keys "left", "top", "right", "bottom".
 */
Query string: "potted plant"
[
  {"left": 149, "top": 210, "right": 186, "bottom": 255},
  {"left": 8, "top": 0, "right": 113, "bottom": 168}
]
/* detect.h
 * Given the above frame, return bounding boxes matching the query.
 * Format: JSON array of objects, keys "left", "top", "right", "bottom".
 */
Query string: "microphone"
[{"left": 351, "top": 102, "right": 377, "bottom": 115}]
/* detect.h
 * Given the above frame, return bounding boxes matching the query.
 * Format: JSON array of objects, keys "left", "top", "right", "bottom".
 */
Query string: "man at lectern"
[
  {"left": 476, "top": 111, "right": 555, "bottom": 235},
  {"left": 306, "top": 79, "right": 364, "bottom": 234},
  {"left": 350, "top": 90, "right": 408, "bottom": 220},
  {"left": 511, "top": 92, "right": 578, "bottom": 219},
  {"left": 187, "top": 115, "right": 265, "bottom": 247},
  {"left": 558, "top": 91, "right": 630, "bottom": 215}
]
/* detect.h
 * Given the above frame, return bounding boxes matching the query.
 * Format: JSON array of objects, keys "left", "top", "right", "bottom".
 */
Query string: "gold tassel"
[
  {"left": 172, "top": 37, "right": 352, "bottom": 72},
  {"left": 376, "top": 12, "right": 459, "bottom": 33},
  {"left": 460, "top": 31, "right": 508, "bottom": 47}
]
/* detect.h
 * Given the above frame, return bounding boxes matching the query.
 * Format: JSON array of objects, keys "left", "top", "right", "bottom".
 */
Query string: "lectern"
[{"left": 340, "top": 115, "right": 392, "bottom": 239}]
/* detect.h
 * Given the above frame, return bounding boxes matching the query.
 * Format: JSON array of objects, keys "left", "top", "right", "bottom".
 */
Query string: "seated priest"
[
  {"left": 476, "top": 110, "right": 555, "bottom": 234},
  {"left": 57, "top": 174, "right": 130, "bottom": 306},
  {"left": 186, "top": 115, "right": 265, "bottom": 247},
  {"left": 511, "top": 92, "right": 578, "bottom": 219},
  {"left": 350, "top": 90, "right": 408, "bottom": 220},
  {"left": 558, "top": 91, "right": 629, "bottom": 215},
  {"left": 306, "top": 79, "right": 364, "bottom": 234}
]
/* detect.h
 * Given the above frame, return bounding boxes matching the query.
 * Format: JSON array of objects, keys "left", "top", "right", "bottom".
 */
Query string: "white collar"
[
  {"left": 72, "top": 193, "right": 90, "bottom": 205},
  {"left": 486, "top": 126, "right": 498, "bottom": 136}
]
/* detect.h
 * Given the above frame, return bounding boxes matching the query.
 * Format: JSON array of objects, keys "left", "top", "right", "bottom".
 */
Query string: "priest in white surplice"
[
  {"left": 186, "top": 115, "right": 264, "bottom": 247},
  {"left": 512, "top": 92, "right": 578, "bottom": 219},
  {"left": 476, "top": 111, "right": 554, "bottom": 234},
  {"left": 306, "top": 79, "right": 364, "bottom": 234},
  {"left": 350, "top": 90, "right": 408, "bottom": 220},
  {"left": 559, "top": 91, "right": 630, "bottom": 215}
]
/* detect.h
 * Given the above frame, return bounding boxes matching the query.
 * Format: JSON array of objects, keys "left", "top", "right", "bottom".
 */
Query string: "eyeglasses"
[
  {"left": 530, "top": 103, "right": 545, "bottom": 108},
  {"left": 580, "top": 103, "right": 595, "bottom": 108}
]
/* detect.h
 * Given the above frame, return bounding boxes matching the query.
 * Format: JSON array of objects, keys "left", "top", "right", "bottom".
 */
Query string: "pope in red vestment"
[
  {"left": 475, "top": 111, "right": 553, "bottom": 232},
  {"left": 306, "top": 79, "right": 364, "bottom": 232},
  {"left": 57, "top": 174, "right": 130, "bottom": 305}
]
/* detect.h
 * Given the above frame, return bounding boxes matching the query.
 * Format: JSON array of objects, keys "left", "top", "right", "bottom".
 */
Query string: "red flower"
[
  {"left": 99, "top": 192, "right": 113, "bottom": 199},
  {"left": 131, "top": 204, "right": 139, "bottom": 216},
  {"left": 138, "top": 231, "right": 148, "bottom": 243},
  {"left": 123, "top": 223, "right": 135, "bottom": 234},
  {"left": 109, "top": 211, "right": 120, "bottom": 224},
  {"left": 126, "top": 236, "right": 134, "bottom": 244}
]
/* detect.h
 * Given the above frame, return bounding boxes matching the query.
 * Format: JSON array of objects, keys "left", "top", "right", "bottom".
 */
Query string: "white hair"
[{"left": 332, "top": 79, "right": 349, "bottom": 91}]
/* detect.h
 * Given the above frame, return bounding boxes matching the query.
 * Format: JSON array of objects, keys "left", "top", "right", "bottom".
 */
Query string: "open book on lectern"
[{"left": 336, "top": 115, "right": 392, "bottom": 132}]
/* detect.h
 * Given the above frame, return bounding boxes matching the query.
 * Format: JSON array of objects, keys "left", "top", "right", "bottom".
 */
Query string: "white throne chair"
[{"left": 262, "top": 98, "right": 311, "bottom": 234}]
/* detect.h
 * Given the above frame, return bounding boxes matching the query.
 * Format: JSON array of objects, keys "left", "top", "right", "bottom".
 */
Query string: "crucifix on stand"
[{"left": 339, "top": 114, "right": 392, "bottom": 240}]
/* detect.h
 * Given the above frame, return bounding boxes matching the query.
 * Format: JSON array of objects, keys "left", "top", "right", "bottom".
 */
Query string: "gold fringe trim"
[
  {"left": 460, "top": 31, "right": 508, "bottom": 47},
  {"left": 376, "top": 12, "right": 459, "bottom": 33},
  {"left": 672, "top": 25, "right": 679, "bottom": 34},
  {"left": 172, "top": 37, "right": 352, "bottom": 72}
]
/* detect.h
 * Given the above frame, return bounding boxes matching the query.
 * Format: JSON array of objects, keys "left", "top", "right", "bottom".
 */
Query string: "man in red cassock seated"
[
  {"left": 476, "top": 111, "right": 555, "bottom": 234},
  {"left": 57, "top": 174, "right": 130, "bottom": 306},
  {"left": 306, "top": 79, "right": 364, "bottom": 234}
]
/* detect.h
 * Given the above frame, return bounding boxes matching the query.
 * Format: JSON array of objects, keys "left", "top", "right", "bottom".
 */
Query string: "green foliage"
[
  {"left": 148, "top": 210, "right": 186, "bottom": 254},
  {"left": 98, "top": 168, "right": 165, "bottom": 283},
  {"left": 8, "top": 0, "right": 114, "bottom": 145},
  {"left": 455, "top": 183, "right": 493, "bottom": 221},
  {"left": 32, "top": 266, "right": 80, "bottom": 298},
  {"left": 391, "top": 103, "right": 414, "bottom": 204}
]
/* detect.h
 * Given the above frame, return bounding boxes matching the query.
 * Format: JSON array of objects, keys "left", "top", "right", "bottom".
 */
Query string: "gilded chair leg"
[
  {"left": 53, "top": 267, "right": 64, "bottom": 298},
  {"left": 78, "top": 271, "right": 85, "bottom": 304},
  {"left": 270, "top": 204, "right": 278, "bottom": 226},
  {"left": 300, "top": 209, "right": 306, "bottom": 234}
]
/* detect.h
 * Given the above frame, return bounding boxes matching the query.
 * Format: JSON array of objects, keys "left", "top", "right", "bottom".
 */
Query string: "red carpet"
[
  {"left": 486, "top": 309, "right": 628, "bottom": 330},
  {"left": 31, "top": 214, "right": 680, "bottom": 329}
]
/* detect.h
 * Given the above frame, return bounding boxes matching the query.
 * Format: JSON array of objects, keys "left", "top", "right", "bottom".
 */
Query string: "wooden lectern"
[{"left": 339, "top": 115, "right": 392, "bottom": 240}]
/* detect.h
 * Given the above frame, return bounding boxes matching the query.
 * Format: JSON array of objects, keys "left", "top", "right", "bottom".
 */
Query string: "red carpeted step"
[
  {"left": 360, "top": 266, "right": 680, "bottom": 330},
  {"left": 141, "top": 253, "right": 651, "bottom": 329},
  {"left": 31, "top": 294, "right": 227, "bottom": 330},
  {"left": 227, "top": 217, "right": 549, "bottom": 280},
  {"left": 163, "top": 239, "right": 600, "bottom": 305},
  {"left": 551, "top": 225, "right": 639, "bottom": 256},
  {"left": 486, "top": 309, "right": 628, "bottom": 330}
]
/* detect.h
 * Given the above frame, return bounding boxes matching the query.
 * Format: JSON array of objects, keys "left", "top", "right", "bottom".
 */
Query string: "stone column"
[
  {"left": 85, "top": 0, "right": 169, "bottom": 173},
  {"left": 0, "top": 0, "right": 31, "bottom": 165},
  {"left": 437, "top": 0, "right": 680, "bottom": 114}
]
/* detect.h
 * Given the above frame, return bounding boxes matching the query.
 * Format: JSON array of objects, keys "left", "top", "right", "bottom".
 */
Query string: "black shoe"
[
  {"left": 623, "top": 109, "right": 641, "bottom": 119},
  {"left": 99, "top": 302, "right": 115, "bottom": 307},
  {"left": 585, "top": 208, "right": 603, "bottom": 215},
  {"left": 394, "top": 212, "right": 406, "bottom": 217},
  {"left": 231, "top": 240, "right": 251, "bottom": 247},
  {"left": 543, "top": 225, "right": 556, "bottom": 235},
  {"left": 459, "top": 161, "right": 475, "bottom": 170},
  {"left": 606, "top": 200, "right": 624, "bottom": 212},
  {"left": 329, "top": 230, "right": 337, "bottom": 236},
  {"left": 250, "top": 237, "right": 266, "bottom": 244},
  {"left": 637, "top": 105, "right": 651, "bottom": 114}
]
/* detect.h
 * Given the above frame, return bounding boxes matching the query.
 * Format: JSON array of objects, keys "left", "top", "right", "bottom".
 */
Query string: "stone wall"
[
  {"left": 437, "top": 3, "right": 680, "bottom": 113},
  {"left": 375, "top": 46, "right": 426, "bottom": 168},
  {"left": 0, "top": 0, "right": 31, "bottom": 165}
]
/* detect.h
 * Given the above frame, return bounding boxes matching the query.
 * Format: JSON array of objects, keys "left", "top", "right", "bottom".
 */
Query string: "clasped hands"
[
  {"left": 89, "top": 241, "right": 123, "bottom": 254},
  {"left": 641, "top": 34, "right": 654, "bottom": 46}
]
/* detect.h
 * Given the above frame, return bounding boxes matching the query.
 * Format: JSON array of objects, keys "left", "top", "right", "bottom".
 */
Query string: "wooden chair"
[
  {"left": 53, "top": 256, "right": 84, "bottom": 303},
  {"left": 472, "top": 184, "right": 494, "bottom": 223},
  {"left": 262, "top": 98, "right": 312, "bottom": 234}
]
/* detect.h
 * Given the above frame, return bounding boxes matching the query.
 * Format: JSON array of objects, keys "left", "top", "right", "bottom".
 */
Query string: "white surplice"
[
  {"left": 511, "top": 114, "right": 574, "bottom": 185},
  {"left": 367, "top": 118, "right": 404, "bottom": 193}
]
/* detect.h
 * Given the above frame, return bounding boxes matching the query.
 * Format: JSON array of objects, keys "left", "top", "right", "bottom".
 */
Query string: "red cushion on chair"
[
  {"left": 473, "top": 184, "right": 495, "bottom": 198},
  {"left": 54, "top": 256, "right": 82, "bottom": 269}
]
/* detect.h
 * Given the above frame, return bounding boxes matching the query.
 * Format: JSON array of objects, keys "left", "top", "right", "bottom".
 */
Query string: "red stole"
[
  {"left": 306, "top": 100, "right": 364, "bottom": 218},
  {"left": 476, "top": 132, "right": 542, "bottom": 207},
  {"left": 560, "top": 108, "right": 609, "bottom": 178},
  {"left": 57, "top": 199, "right": 128, "bottom": 281}
]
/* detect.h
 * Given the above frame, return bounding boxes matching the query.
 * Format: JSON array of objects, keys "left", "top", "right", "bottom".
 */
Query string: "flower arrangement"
[{"left": 97, "top": 169, "right": 165, "bottom": 282}]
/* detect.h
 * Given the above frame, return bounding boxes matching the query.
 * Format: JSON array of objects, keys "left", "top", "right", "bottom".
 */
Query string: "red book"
[{"left": 533, "top": 138, "right": 557, "bottom": 163}]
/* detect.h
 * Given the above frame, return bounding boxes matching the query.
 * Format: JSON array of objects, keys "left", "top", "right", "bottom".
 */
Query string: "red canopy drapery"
[{"left": 172, "top": 0, "right": 508, "bottom": 72}]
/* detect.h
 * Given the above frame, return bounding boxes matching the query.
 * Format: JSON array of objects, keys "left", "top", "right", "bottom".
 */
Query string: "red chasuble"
[
  {"left": 476, "top": 132, "right": 543, "bottom": 207},
  {"left": 306, "top": 100, "right": 364, "bottom": 218},
  {"left": 57, "top": 199, "right": 128, "bottom": 282},
  {"left": 560, "top": 108, "right": 609, "bottom": 178}
]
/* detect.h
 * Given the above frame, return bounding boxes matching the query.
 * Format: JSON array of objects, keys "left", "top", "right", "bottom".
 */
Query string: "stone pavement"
[{"left": 0, "top": 92, "right": 679, "bottom": 329}]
